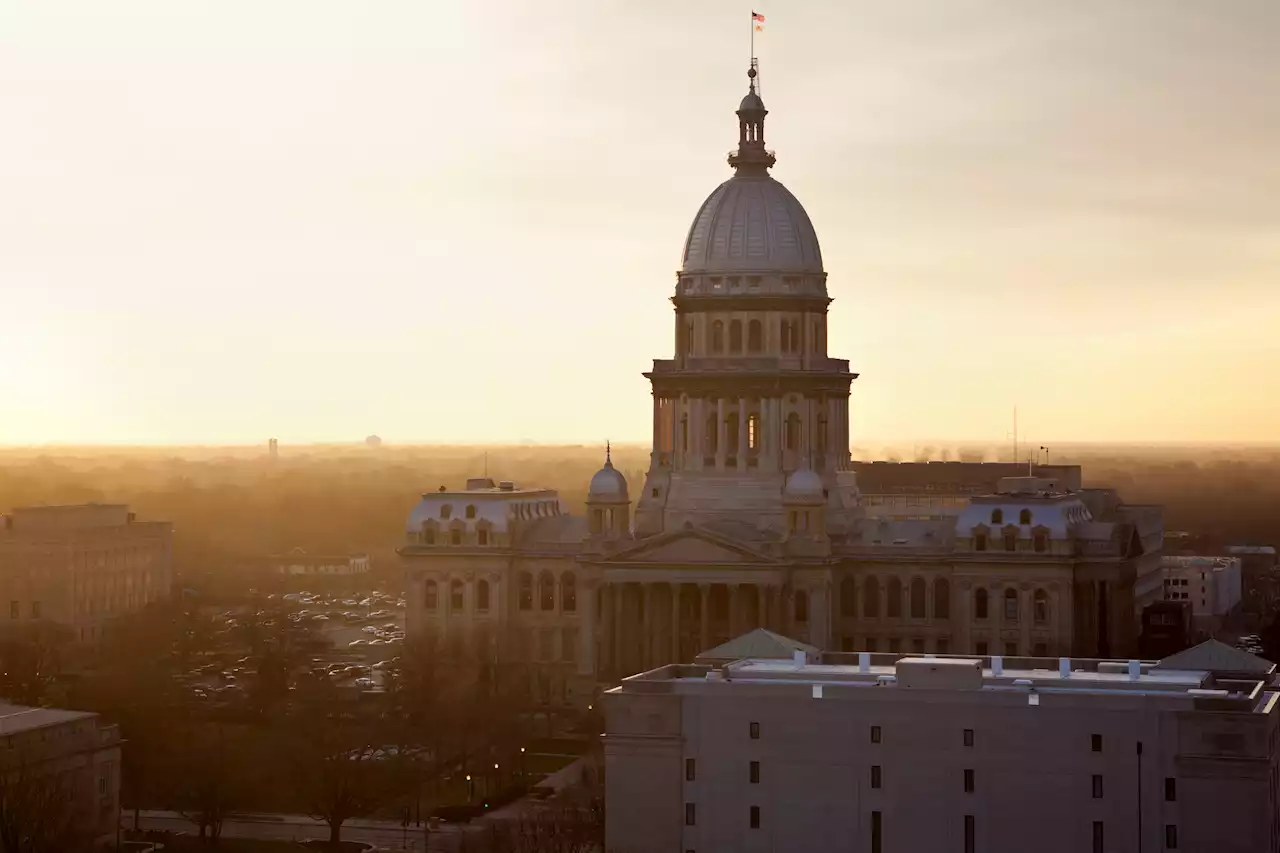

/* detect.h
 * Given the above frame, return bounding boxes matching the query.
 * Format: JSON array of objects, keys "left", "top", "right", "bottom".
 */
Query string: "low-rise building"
[
  {"left": 0, "top": 503, "right": 173, "bottom": 642},
  {"left": 1161, "top": 555, "right": 1242, "bottom": 633},
  {"left": 0, "top": 703, "right": 122, "bottom": 848},
  {"left": 605, "top": 639, "right": 1279, "bottom": 853},
  {"left": 266, "top": 547, "right": 371, "bottom": 577}
]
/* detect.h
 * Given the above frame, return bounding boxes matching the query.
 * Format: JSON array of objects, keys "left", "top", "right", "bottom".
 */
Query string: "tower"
[
  {"left": 586, "top": 443, "right": 631, "bottom": 540},
  {"left": 634, "top": 64, "right": 857, "bottom": 535}
]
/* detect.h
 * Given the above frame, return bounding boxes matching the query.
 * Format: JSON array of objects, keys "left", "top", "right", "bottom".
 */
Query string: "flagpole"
[{"left": 750, "top": 10, "right": 754, "bottom": 69}]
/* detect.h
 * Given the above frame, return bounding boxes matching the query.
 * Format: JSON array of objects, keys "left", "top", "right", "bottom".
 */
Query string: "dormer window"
[
  {"left": 465, "top": 505, "right": 477, "bottom": 519},
  {"left": 1033, "top": 531, "right": 1047, "bottom": 553},
  {"left": 440, "top": 504, "right": 452, "bottom": 520},
  {"left": 974, "top": 531, "right": 988, "bottom": 552},
  {"left": 1003, "top": 530, "right": 1017, "bottom": 552},
  {"left": 990, "top": 509, "right": 1003, "bottom": 525},
  {"left": 450, "top": 529, "right": 462, "bottom": 546},
  {"left": 1019, "top": 509, "right": 1032, "bottom": 525}
]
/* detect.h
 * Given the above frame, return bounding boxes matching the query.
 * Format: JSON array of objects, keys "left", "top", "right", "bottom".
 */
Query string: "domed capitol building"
[{"left": 400, "top": 65, "right": 1164, "bottom": 705}]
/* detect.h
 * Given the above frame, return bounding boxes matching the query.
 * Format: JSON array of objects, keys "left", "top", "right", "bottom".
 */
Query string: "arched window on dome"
[
  {"left": 887, "top": 578, "right": 902, "bottom": 618},
  {"left": 705, "top": 414, "right": 718, "bottom": 454},
  {"left": 561, "top": 572, "right": 576, "bottom": 613},
  {"left": 747, "top": 320, "right": 763, "bottom": 353},
  {"left": 539, "top": 571, "right": 556, "bottom": 611},
  {"left": 729, "top": 320, "right": 743, "bottom": 353},
  {"left": 711, "top": 321, "right": 725, "bottom": 354},
  {"left": 990, "top": 509, "right": 1003, "bottom": 525},
  {"left": 1019, "top": 508, "right": 1033, "bottom": 525},
  {"left": 465, "top": 505, "right": 476, "bottom": 519},
  {"left": 933, "top": 578, "right": 950, "bottom": 620},
  {"left": 785, "top": 413, "right": 801, "bottom": 451},
  {"left": 840, "top": 577, "right": 856, "bottom": 617}
]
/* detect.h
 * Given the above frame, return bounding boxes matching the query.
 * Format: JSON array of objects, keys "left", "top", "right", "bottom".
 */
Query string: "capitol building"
[{"left": 401, "top": 66, "right": 1164, "bottom": 705}]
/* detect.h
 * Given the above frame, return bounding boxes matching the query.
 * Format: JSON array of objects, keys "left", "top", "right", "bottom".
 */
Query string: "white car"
[{"left": 349, "top": 639, "right": 369, "bottom": 647}]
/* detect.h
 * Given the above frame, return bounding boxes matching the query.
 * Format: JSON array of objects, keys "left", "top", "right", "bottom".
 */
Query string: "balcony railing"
[{"left": 650, "top": 356, "right": 850, "bottom": 374}]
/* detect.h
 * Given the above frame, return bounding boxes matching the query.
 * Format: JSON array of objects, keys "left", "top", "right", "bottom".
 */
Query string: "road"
[{"left": 128, "top": 810, "right": 478, "bottom": 851}]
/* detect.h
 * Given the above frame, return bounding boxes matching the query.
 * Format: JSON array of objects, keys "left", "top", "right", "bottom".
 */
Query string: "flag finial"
[{"left": 605, "top": 440, "right": 612, "bottom": 465}]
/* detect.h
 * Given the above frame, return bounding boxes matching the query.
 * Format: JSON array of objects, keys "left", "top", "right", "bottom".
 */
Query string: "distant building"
[
  {"left": 268, "top": 437, "right": 279, "bottom": 459},
  {"left": 1138, "top": 600, "right": 1192, "bottom": 659},
  {"left": 1160, "top": 555, "right": 1242, "bottom": 633},
  {"left": 604, "top": 639, "right": 1279, "bottom": 853},
  {"left": 365, "top": 435, "right": 383, "bottom": 448},
  {"left": 1224, "top": 544, "right": 1278, "bottom": 578},
  {"left": 0, "top": 504, "right": 173, "bottom": 642},
  {"left": 265, "top": 547, "right": 371, "bottom": 577},
  {"left": 0, "top": 703, "right": 122, "bottom": 847}
]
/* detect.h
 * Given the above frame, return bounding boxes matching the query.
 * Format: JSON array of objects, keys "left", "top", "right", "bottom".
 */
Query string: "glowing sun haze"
[{"left": 3, "top": 0, "right": 1279, "bottom": 446}]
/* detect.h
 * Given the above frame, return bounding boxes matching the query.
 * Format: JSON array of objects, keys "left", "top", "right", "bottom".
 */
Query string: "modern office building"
[
  {"left": 0, "top": 703, "right": 122, "bottom": 848},
  {"left": 604, "top": 639, "right": 1279, "bottom": 853},
  {"left": 0, "top": 503, "right": 173, "bottom": 642},
  {"left": 1160, "top": 555, "right": 1242, "bottom": 633}
]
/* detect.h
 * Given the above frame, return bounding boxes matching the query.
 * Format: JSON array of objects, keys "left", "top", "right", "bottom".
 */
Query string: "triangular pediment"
[{"left": 606, "top": 526, "right": 776, "bottom": 565}]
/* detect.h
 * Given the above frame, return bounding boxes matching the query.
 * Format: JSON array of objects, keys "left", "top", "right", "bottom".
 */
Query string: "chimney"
[
  {"left": 858, "top": 652, "right": 871, "bottom": 673},
  {"left": 1059, "top": 657, "right": 1072, "bottom": 679},
  {"left": 991, "top": 655, "right": 1004, "bottom": 676},
  {"left": 1127, "top": 660, "right": 1141, "bottom": 681}
]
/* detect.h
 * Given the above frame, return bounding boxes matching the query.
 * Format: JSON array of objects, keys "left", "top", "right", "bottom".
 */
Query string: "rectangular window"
[
  {"left": 964, "top": 768, "right": 974, "bottom": 793},
  {"left": 911, "top": 638, "right": 925, "bottom": 654},
  {"left": 685, "top": 803, "right": 696, "bottom": 826},
  {"left": 749, "top": 721, "right": 760, "bottom": 740},
  {"left": 965, "top": 815, "right": 975, "bottom": 853},
  {"left": 963, "top": 728, "right": 974, "bottom": 747},
  {"left": 870, "top": 725, "right": 882, "bottom": 744},
  {"left": 871, "top": 811, "right": 882, "bottom": 853},
  {"left": 937, "top": 638, "right": 950, "bottom": 655},
  {"left": 7, "top": 601, "right": 16, "bottom": 620},
  {"left": 685, "top": 758, "right": 695, "bottom": 781},
  {"left": 749, "top": 761, "right": 760, "bottom": 784},
  {"left": 1033, "top": 642, "right": 1048, "bottom": 657},
  {"left": 1164, "top": 777, "right": 1176, "bottom": 802},
  {"left": 749, "top": 806, "right": 760, "bottom": 829},
  {"left": 871, "top": 765, "right": 881, "bottom": 789},
  {"left": 1092, "top": 774, "right": 1103, "bottom": 798},
  {"left": 30, "top": 601, "right": 40, "bottom": 620},
  {"left": 888, "top": 638, "right": 900, "bottom": 653},
  {"left": 1004, "top": 641, "right": 1018, "bottom": 657},
  {"left": 1165, "top": 824, "right": 1178, "bottom": 849},
  {"left": 1091, "top": 734, "right": 1103, "bottom": 753},
  {"left": 975, "top": 641, "right": 989, "bottom": 657},
  {"left": 1093, "top": 821, "right": 1104, "bottom": 853}
]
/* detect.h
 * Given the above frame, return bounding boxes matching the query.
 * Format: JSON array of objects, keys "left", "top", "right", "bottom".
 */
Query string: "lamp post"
[
  {"left": 466, "top": 774, "right": 474, "bottom": 804},
  {"left": 519, "top": 746, "right": 526, "bottom": 784}
]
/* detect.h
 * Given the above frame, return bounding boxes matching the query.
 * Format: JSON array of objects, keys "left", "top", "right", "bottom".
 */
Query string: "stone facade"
[{"left": 399, "top": 67, "right": 1163, "bottom": 702}]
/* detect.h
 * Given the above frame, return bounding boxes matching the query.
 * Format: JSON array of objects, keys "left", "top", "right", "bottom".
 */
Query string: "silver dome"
[
  {"left": 588, "top": 460, "right": 629, "bottom": 501},
  {"left": 783, "top": 467, "right": 825, "bottom": 501},
  {"left": 681, "top": 175, "right": 823, "bottom": 274}
]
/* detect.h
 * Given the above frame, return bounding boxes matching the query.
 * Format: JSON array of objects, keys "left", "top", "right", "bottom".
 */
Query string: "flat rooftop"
[
  {"left": 0, "top": 704, "right": 95, "bottom": 733},
  {"left": 613, "top": 653, "right": 1274, "bottom": 714}
]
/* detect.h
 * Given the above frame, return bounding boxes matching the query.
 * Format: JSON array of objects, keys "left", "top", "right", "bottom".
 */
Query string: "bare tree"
[
  {"left": 0, "top": 763, "right": 88, "bottom": 853},
  {"left": 0, "top": 624, "right": 71, "bottom": 707},
  {"left": 161, "top": 724, "right": 243, "bottom": 843}
]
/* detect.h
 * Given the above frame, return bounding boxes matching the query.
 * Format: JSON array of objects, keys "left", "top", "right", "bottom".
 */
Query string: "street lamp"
[
  {"left": 519, "top": 746, "right": 525, "bottom": 784},
  {"left": 466, "top": 774, "right": 474, "bottom": 804}
]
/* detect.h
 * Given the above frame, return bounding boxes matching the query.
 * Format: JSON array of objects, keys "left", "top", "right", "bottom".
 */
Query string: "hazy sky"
[{"left": 3, "top": 1, "right": 1280, "bottom": 447}]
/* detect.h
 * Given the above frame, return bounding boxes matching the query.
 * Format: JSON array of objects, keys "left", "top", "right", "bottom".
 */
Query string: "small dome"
[
  {"left": 738, "top": 90, "right": 765, "bottom": 113},
  {"left": 784, "top": 468, "right": 825, "bottom": 501},
  {"left": 589, "top": 459, "right": 629, "bottom": 501}
]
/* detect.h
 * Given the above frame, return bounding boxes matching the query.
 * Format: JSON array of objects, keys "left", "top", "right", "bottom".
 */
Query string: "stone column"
[
  {"left": 698, "top": 583, "right": 711, "bottom": 653},
  {"left": 729, "top": 584, "right": 741, "bottom": 638},
  {"left": 670, "top": 583, "right": 681, "bottom": 663},
  {"left": 579, "top": 581, "right": 596, "bottom": 677},
  {"left": 643, "top": 584, "right": 655, "bottom": 669},
  {"left": 651, "top": 397, "right": 661, "bottom": 462},
  {"left": 737, "top": 397, "right": 749, "bottom": 462},
  {"left": 613, "top": 583, "right": 624, "bottom": 676},
  {"left": 715, "top": 399, "right": 727, "bottom": 470},
  {"left": 690, "top": 398, "right": 702, "bottom": 470}
]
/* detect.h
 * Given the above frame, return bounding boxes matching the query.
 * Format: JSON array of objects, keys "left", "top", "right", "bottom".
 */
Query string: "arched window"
[
  {"left": 711, "top": 321, "right": 725, "bottom": 353},
  {"left": 816, "top": 414, "right": 828, "bottom": 452},
  {"left": 478, "top": 527, "right": 489, "bottom": 546},
  {"left": 794, "top": 590, "right": 809, "bottom": 623},
  {"left": 887, "top": 578, "right": 902, "bottom": 618},
  {"left": 422, "top": 525, "right": 436, "bottom": 545},
  {"left": 729, "top": 320, "right": 743, "bottom": 353},
  {"left": 451, "top": 528, "right": 462, "bottom": 546},
  {"left": 465, "top": 505, "right": 477, "bottom": 519},
  {"left": 449, "top": 579, "right": 464, "bottom": 611},
  {"left": 910, "top": 578, "right": 926, "bottom": 619},
  {"left": 539, "top": 572, "right": 556, "bottom": 611},
  {"left": 440, "top": 504, "right": 453, "bottom": 520},
  {"left": 424, "top": 580, "right": 438, "bottom": 611},
  {"left": 840, "top": 577, "right": 857, "bottom": 617},
  {"left": 933, "top": 578, "right": 950, "bottom": 620},
  {"left": 785, "top": 413, "right": 801, "bottom": 451},
  {"left": 974, "top": 588, "right": 988, "bottom": 620},
  {"left": 747, "top": 319, "right": 763, "bottom": 353},
  {"left": 1004, "top": 588, "right": 1019, "bottom": 622},
  {"left": 1019, "top": 509, "right": 1033, "bottom": 525},
  {"left": 1033, "top": 531, "right": 1047, "bottom": 553},
  {"left": 747, "top": 413, "right": 759, "bottom": 451},
  {"left": 561, "top": 573, "right": 577, "bottom": 613},
  {"left": 974, "top": 532, "right": 988, "bottom": 552},
  {"left": 1003, "top": 529, "right": 1017, "bottom": 552},
  {"left": 685, "top": 321, "right": 694, "bottom": 355},
  {"left": 1034, "top": 589, "right": 1048, "bottom": 625},
  {"left": 518, "top": 572, "right": 533, "bottom": 611},
  {"left": 477, "top": 579, "right": 490, "bottom": 612},
  {"left": 864, "top": 577, "right": 880, "bottom": 617},
  {"left": 990, "top": 509, "right": 1003, "bottom": 525},
  {"left": 705, "top": 414, "right": 718, "bottom": 454}
]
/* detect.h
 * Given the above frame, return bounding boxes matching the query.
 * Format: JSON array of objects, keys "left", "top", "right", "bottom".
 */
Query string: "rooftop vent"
[{"left": 498, "top": 481, "right": 516, "bottom": 491}]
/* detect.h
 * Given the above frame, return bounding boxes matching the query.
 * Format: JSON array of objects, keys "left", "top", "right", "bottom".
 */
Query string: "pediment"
[{"left": 606, "top": 527, "right": 776, "bottom": 565}]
